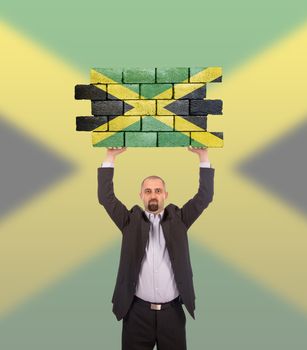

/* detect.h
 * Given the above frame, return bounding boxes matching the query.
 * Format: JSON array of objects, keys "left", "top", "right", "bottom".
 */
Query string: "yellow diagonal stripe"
[
  {"left": 191, "top": 22, "right": 307, "bottom": 312},
  {"left": 0, "top": 20, "right": 120, "bottom": 316},
  {"left": 190, "top": 67, "right": 222, "bottom": 83},
  {"left": 91, "top": 69, "right": 139, "bottom": 99},
  {"left": 2, "top": 18, "right": 307, "bottom": 319}
]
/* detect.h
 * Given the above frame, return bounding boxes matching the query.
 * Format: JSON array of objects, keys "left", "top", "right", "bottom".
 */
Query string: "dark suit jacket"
[{"left": 97, "top": 166, "right": 215, "bottom": 321}]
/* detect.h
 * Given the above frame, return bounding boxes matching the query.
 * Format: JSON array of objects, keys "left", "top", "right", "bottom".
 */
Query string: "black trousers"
[{"left": 122, "top": 296, "right": 187, "bottom": 350}]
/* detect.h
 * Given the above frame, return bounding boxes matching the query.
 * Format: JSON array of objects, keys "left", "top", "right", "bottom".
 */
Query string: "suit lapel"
[
  {"left": 140, "top": 211, "right": 150, "bottom": 253},
  {"left": 161, "top": 208, "right": 174, "bottom": 258}
]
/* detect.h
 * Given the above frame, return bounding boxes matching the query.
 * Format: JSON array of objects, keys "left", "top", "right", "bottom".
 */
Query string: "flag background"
[{"left": 1, "top": 0, "right": 307, "bottom": 349}]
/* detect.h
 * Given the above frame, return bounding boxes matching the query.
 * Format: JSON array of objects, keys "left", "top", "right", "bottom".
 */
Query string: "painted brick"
[
  {"left": 108, "top": 116, "right": 140, "bottom": 131},
  {"left": 75, "top": 84, "right": 107, "bottom": 100},
  {"left": 173, "top": 83, "right": 206, "bottom": 100},
  {"left": 191, "top": 131, "right": 224, "bottom": 147},
  {"left": 140, "top": 84, "right": 172, "bottom": 99},
  {"left": 76, "top": 116, "right": 108, "bottom": 131},
  {"left": 142, "top": 116, "right": 174, "bottom": 131},
  {"left": 189, "top": 67, "right": 222, "bottom": 83},
  {"left": 158, "top": 100, "right": 189, "bottom": 116},
  {"left": 174, "top": 116, "right": 207, "bottom": 131},
  {"left": 156, "top": 67, "right": 189, "bottom": 83},
  {"left": 77, "top": 66, "right": 224, "bottom": 148},
  {"left": 190, "top": 99, "right": 223, "bottom": 115},
  {"left": 158, "top": 132, "right": 190, "bottom": 146},
  {"left": 124, "top": 100, "right": 156, "bottom": 115},
  {"left": 90, "top": 68, "right": 123, "bottom": 84},
  {"left": 125, "top": 132, "right": 157, "bottom": 147},
  {"left": 92, "top": 131, "right": 124, "bottom": 147},
  {"left": 108, "top": 84, "right": 139, "bottom": 100},
  {"left": 92, "top": 100, "right": 123, "bottom": 116},
  {"left": 123, "top": 68, "right": 155, "bottom": 83}
]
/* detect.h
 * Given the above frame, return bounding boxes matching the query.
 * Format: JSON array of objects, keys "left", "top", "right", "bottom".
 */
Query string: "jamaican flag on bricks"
[{"left": 75, "top": 67, "right": 223, "bottom": 147}]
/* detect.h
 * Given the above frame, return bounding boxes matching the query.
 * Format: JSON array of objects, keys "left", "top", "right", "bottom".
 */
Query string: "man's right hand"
[{"left": 104, "top": 147, "right": 127, "bottom": 163}]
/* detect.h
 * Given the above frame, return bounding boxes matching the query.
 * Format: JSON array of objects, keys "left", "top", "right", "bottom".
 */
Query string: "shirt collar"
[{"left": 144, "top": 208, "right": 164, "bottom": 221}]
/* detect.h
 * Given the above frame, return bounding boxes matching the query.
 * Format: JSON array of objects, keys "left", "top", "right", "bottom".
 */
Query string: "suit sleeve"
[
  {"left": 180, "top": 167, "right": 215, "bottom": 229},
  {"left": 97, "top": 167, "right": 130, "bottom": 231}
]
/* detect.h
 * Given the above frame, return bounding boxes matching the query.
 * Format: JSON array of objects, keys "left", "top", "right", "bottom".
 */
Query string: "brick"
[
  {"left": 189, "top": 67, "right": 222, "bottom": 83},
  {"left": 142, "top": 116, "right": 173, "bottom": 131},
  {"left": 90, "top": 68, "right": 123, "bottom": 84},
  {"left": 108, "top": 116, "right": 140, "bottom": 131},
  {"left": 156, "top": 67, "right": 189, "bottom": 83},
  {"left": 108, "top": 84, "right": 139, "bottom": 100},
  {"left": 123, "top": 68, "right": 155, "bottom": 83},
  {"left": 77, "top": 66, "right": 224, "bottom": 148},
  {"left": 159, "top": 99, "right": 189, "bottom": 116},
  {"left": 191, "top": 131, "right": 224, "bottom": 147},
  {"left": 190, "top": 100, "right": 223, "bottom": 115},
  {"left": 74, "top": 84, "right": 107, "bottom": 100},
  {"left": 158, "top": 132, "right": 190, "bottom": 147},
  {"left": 124, "top": 100, "right": 156, "bottom": 116},
  {"left": 125, "top": 132, "right": 157, "bottom": 147},
  {"left": 76, "top": 116, "right": 108, "bottom": 131},
  {"left": 91, "top": 100, "right": 123, "bottom": 116},
  {"left": 140, "top": 84, "right": 172, "bottom": 99},
  {"left": 173, "top": 83, "right": 206, "bottom": 100},
  {"left": 92, "top": 131, "right": 124, "bottom": 147},
  {"left": 174, "top": 116, "right": 207, "bottom": 131}
]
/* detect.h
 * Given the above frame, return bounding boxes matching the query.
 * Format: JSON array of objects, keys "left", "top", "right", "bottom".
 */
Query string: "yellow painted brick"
[
  {"left": 156, "top": 100, "right": 174, "bottom": 115},
  {"left": 124, "top": 100, "right": 156, "bottom": 115},
  {"left": 90, "top": 69, "right": 117, "bottom": 84},
  {"left": 108, "top": 116, "right": 140, "bottom": 131},
  {"left": 173, "top": 83, "right": 204, "bottom": 99},
  {"left": 190, "top": 67, "right": 222, "bottom": 83},
  {"left": 92, "top": 131, "right": 117, "bottom": 144},
  {"left": 174, "top": 116, "right": 203, "bottom": 131},
  {"left": 108, "top": 84, "right": 139, "bottom": 100},
  {"left": 191, "top": 131, "right": 224, "bottom": 147}
]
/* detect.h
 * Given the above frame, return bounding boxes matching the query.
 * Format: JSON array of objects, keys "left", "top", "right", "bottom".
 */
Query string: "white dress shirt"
[{"left": 100, "top": 160, "right": 211, "bottom": 302}]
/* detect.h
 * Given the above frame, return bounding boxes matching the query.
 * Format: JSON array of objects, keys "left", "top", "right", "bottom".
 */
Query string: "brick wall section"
[{"left": 75, "top": 67, "right": 224, "bottom": 147}]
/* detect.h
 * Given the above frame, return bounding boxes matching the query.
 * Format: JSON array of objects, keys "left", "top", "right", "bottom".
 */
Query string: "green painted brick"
[
  {"left": 156, "top": 67, "right": 189, "bottom": 83},
  {"left": 123, "top": 68, "right": 155, "bottom": 83},
  {"left": 142, "top": 116, "right": 174, "bottom": 131},
  {"left": 158, "top": 132, "right": 190, "bottom": 146},
  {"left": 93, "top": 131, "right": 124, "bottom": 147},
  {"left": 92, "top": 67, "right": 123, "bottom": 83},
  {"left": 123, "top": 119, "right": 141, "bottom": 131},
  {"left": 140, "top": 84, "right": 172, "bottom": 99},
  {"left": 125, "top": 132, "right": 157, "bottom": 147},
  {"left": 189, "top": 67, "right": 206, "bottom": 77}
]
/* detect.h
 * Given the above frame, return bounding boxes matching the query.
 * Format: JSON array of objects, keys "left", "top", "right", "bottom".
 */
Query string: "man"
[{"left": 98, "top": 146, "right": 215, "bottom": 350}]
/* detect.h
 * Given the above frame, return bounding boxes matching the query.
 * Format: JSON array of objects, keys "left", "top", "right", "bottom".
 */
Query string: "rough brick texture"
[{"left": 75, "top": 67, "right": 224, "bottom": 147}]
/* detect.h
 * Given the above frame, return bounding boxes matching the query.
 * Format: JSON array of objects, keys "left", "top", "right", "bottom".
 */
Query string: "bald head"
[{"left": 140, "top": 175, "right": 166, "bottom": 191}]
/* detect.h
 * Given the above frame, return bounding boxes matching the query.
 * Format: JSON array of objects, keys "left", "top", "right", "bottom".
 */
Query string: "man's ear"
[{"left": 165, "top": 192, "right": 168, "bottom": 200}]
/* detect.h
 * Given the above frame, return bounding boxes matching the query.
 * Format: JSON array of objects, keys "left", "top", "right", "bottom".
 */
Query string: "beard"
[{"left": 148, "top": 200, "right": 159, "bottom": 212}]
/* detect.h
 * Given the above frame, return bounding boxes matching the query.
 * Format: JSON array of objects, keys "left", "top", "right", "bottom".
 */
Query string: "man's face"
[{"left": 139, "top": 178, "right": 168, "bottom": 214}]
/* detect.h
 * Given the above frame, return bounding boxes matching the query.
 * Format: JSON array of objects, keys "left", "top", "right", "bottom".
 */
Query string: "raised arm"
[
  {"left": 97, "top": 147, "right": 130, "bottom": 231},
  {"left": 180, "top": 146, "right": 215, "bottom": 229}
]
